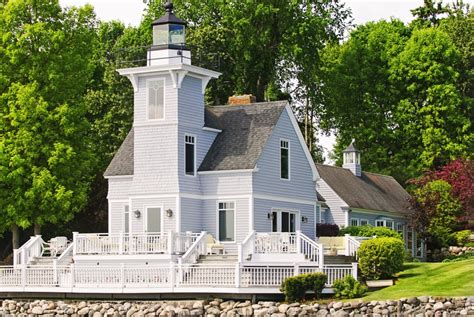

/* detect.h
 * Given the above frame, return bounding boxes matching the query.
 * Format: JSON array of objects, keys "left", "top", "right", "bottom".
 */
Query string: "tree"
[
  {"left": 0, "top": 0, "right": 97, "bottom": 247},
  {"left": 409, "top": 179, "right": 462, "bottom": 247}
]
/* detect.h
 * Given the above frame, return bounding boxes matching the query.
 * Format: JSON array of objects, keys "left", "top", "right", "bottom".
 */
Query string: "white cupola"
[
  {"left": 342, "top": 139, "right": 361, "bottom": 177},
  {"left": 148, "top": 1, "right": 191, "bottom": 66}
]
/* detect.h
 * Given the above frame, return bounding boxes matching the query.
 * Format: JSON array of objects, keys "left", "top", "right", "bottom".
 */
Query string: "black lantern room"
[{"left": 151, "top": 1, "right": 187, "bottom": 48}]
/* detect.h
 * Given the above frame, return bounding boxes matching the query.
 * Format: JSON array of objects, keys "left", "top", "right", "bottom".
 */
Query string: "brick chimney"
[{"left": 228, "top": 94, "right": 256, "bottom": 105}]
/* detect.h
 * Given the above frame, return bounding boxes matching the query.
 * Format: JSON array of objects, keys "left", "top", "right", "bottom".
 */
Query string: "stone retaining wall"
[
  {"left": 1, "top": 296, "right": 473, "bottom": 316},
  {"left": 429, "top": 246, "right": 474, "bottom": 261}
]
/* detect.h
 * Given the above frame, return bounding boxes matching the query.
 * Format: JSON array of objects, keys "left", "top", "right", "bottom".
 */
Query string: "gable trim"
[
  {"left": 285, "top": 105, "right": 320, "bottom": 182},
  {"left": 197, "top": 169, "right": 257, "bottom": 175}
]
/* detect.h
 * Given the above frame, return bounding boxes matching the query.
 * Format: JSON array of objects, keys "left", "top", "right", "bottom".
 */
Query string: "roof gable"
[
  {"left": 104, "top": 129, "right": 134, "bottom": 177},
  {"left": 198, "top": 101, "right": 287, "bottom": 171},
  {"left": 316, "top": 164, "right": 411, "bottom": 214}
]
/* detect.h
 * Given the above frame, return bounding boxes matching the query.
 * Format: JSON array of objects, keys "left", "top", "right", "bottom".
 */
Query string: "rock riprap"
[{"left": 0, "top": 296, "right": 473, "bottom": 316}]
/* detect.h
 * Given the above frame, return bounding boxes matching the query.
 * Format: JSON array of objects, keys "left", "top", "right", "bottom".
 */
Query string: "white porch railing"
[
  {"left": 239, "top": 231, "right": 323, "bottom": 265},
  {"left": 0, "top": 262, "right": 357, "bottom": 291},
  {"left": 13, "top": 235, "right": 44, "bottom": 267},
  {"left": 73, "top": 232, "right": 200, "bottom": 255},
  {"left": 178, "top": 231, "right": 207, "bottom": 266},
  {"left": 344, "top": 235, "right": 375, "bottom": 258}
]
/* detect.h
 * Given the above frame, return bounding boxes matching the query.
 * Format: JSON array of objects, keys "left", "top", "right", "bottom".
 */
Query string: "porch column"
[{"left": 352, "top": 262, "right": 358, "bottom": 280}]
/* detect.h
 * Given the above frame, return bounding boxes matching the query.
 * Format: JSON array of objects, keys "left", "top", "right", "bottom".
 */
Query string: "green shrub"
[
  {"left": 358, "top": 237, "right": 405, "bottom": 280},
  {"left": 442, "top": 251, "right": 474, "bottom": 263},
  {"left": 339, "top": 225, "right": 402, "bottom": 239},
  {"left": 333, "top": 275, "right": 368, "bottom": 299},
  {"left": 280, "top": 273, "right": 327, "bottom": 301},
  {"left": 453, "top": 230, "right": 471, "bottom": 246}
]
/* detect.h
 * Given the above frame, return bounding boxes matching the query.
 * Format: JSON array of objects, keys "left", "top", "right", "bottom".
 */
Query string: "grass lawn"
[{"left": 361, "top": 258, "right": 474, "bottom": 300}]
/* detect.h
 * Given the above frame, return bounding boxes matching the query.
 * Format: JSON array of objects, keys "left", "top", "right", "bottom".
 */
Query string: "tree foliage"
[{"left": 0, "top": 0, "right": 97, "bottom": 239}]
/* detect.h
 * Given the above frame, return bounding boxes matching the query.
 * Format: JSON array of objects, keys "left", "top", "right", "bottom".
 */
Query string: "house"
[
  {"left": 316, "top": 141, "right": 424, "bottom": 259},
  {"left": 0, "top": 2, "right": 359, "bottom": 296}
]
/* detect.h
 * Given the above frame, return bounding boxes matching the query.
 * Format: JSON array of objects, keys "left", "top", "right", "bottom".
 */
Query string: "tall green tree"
[{"left": 0, "top": 0, "right": 97, "bottom": 248}]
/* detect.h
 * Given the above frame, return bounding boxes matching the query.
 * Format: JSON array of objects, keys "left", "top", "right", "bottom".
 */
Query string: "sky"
[{"left": 59, "top": 0, "right": 473, "bottom": 161}]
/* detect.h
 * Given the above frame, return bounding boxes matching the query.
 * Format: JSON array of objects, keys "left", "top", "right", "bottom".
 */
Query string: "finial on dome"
[{"left": 164, "top": 1, "right": 173, "bottom": 13}]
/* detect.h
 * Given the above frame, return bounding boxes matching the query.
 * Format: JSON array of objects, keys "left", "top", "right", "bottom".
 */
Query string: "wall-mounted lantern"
[
  {"left": 267, "top": 212, "right": 274, "bottom": 220},
  {"left": 134, "top": 210, "right": 141, "bottom": 219},
  {"left": 166, "top": 209, "right": 173, "bottom": 217},
  {"left": 301, "top": 216, "right": 308, "bottom": 224}
]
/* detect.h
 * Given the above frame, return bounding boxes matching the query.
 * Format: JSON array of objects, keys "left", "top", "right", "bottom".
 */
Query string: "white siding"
[
  {"left": 107, "top": 178, "right": 132, "bottom": 199},
  {"left": 109, "top": 201, "right": 127, "bottom": 234},
  {"left": 200, "top": 173, "right": 253, "bottom": 196},
  {"left": 253, "top": 198, "right": 316, "bottom": 239},
  {"left": 178, "top": 76, "right": 204, "bottom": 128},
  {"left": 316, "top": 179, "right": 348, "bottom": 227},
  {"left": 253, "top": 110, "right": 317, "bottom": 201},
  {"left": 130, "top": 197, "right": 177, "bottom": 233},
  {"left": 180, "top": 197, "right": 202, "bottom": 232}
]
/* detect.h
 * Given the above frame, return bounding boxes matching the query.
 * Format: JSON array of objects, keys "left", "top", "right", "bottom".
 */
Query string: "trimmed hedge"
[
  {"left": 339, "top": 225, "right": 402, "bottom": 239},
  {"left": 333, "top": 275, "right": 368, "bottom": 299},
  {"left": 316, "top": 223, "right": 339, "bottom": 237},
  {"left": 280, "top": 272, "right": 327, "bottom": 301},
  {"left": 358, "top": 237, "right": 405, "bottom": 280}
]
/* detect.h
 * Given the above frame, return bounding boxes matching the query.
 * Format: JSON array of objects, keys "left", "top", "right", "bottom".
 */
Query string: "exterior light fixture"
[
  {"left": 134, "top": 210, "right": 141, "bottom": 219},
  {"left": 301, "top": 216, "right": 308, "bottom": 223},
  {"left": 267, "top": 213, "right": 274, "bottom": 220},
  {"left": 166, "top": 209, "right": 173, "bottom": 217}
]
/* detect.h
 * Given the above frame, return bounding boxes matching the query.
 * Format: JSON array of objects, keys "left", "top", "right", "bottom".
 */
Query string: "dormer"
[{"left": 342, "top": 139, "right": 361, "bottom": 177}]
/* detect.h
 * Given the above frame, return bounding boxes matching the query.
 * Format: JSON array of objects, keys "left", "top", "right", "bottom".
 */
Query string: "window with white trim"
[
  {"left": 218, "top": 202, "right": 235, "bottom": 242},
  {"left": 280, "top": 140, "right": 289, "bottom": 180},
  {"left": 376, "top": 220, "right": 385, "bottom": 227},
  {"left": 185, "top": 135, "right": 196, "bottom": 176},
  {"left": 386, "top": 220, "right": 394, "bottom": 230},
  {"left": 360, "top": 219, "right": 369, "bottom": 226},
  {"left": 147, "top": 79, "right": 164, "bottom": 120},
  {"left": 350, "top": 218, "right": 359, "bottom": 227},
  {"left": 124, "top": 205, "right": 130, "bottom": 233},
  {"left": 376, "top": 219, "right": 394, "bottom": 229}
]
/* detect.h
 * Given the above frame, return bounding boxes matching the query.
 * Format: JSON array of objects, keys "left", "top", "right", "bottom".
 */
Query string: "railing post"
[
  {"left": 294, "top": 263, "right": 300, "bottom": 276},
  {"left": 235, "top": 262, "right": 241, "bottom": 288},
  {"left": 119, "top": 232, "right": 124, "bottom": 255},
  {"left": 21, "top": 248, "right": 27, "bottom": 266},
  {"left": 168, "top": 231, "right": 174, "bottom": 255},
  {"left": 21, "top": 265, "right": 26, "bottom": 288},
  {"left": 344, "top": 234, "right": 350, "bottom": 256},
  {"left": 70, "top": 264, "right": 75, "bottom": 289},
  {"left": 237, "top": 244, "right": 243, "bottom": 263},
  {"left": 318, "top": 244, "right": 324, "bottom": 269},
  {"left": 296, "top": 230, "right": 302, "bottom": 254},
  {"left": 170, "top": 262, "right": 176, "bottom": 289},
  {"left": 13, "top": 249, "right": 18, "bottom": 267},
  {"left": 72, "top": 232, "right": 78, "bottom": 255},
  {"left": 53, "top": 260, "right": 58, "bottom": 285},
  {"left": 352, "top": 262, "right": 358, "bottom": 280},
  {"left": 120, "top": 263, "right": 125, "bottom": 288}
]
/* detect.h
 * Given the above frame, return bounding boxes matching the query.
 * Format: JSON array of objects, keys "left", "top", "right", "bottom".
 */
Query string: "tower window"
[
  {"left": 280, "top": 140, "right": 290, "bottom": 180},
  {"left": 185, "top": 135, "right": 196, "bottom": 176},
  {"left": 147, "top": 79, "right": 164, "bottom": 120}
]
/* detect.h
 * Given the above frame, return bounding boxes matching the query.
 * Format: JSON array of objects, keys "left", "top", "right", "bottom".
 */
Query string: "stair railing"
[
  {"left": 178, "top": 231, "right": 207, "bottom": 267},
  {"left": 13, "top": 235, "right": 45, "bottom": 267},
  {"left": 238, "top": 230, "right": 256, "bottom": 263},
  {"left": 298, "top": 231, "right": 324, "bottom": 268},
  {"left": 344, "top": 234, "right": 361, "bottom": 257}
]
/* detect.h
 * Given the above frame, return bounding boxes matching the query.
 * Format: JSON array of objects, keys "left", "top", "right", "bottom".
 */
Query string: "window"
[
  {"left": 147, "top": 80, "right": 164, "bottom": 120},
  {"left": 218, "top": 202, "right": 235, "bottom": 242},
  {"left": 280, "top": 140, "right": 289, "bottom": 180},
  {"left": 376, "top": 219, "right": 394, "bottom": 229},
  {"left": 350, "top": 218, "right": 359, "bottom": 227},
  {"left": 397, "top": 223, "right": 404, "bottom": 234},
  {"left": 386, "top": 220, "right": 394, "bottom": 230},
  {"left": 185, "top": 135, "right": 195, "bottom": 176},
  {"left": 124, "top": 205, "right": 130, "bottom": 233},
  {"left": 360, "top": 219, "right": 369, "bottom": 226},
  {"left": 376, "top": 220, "right": 385, "bottom": 227}
]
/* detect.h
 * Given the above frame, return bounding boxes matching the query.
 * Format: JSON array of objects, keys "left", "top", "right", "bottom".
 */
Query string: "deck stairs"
[
  {"left": 324, "top": 255, "right": 354, "bottom": 265},
  {"left": 196, "top": 254, "right": 238, "bottom": 265},
  {"left": 28, "top": 254, "right": 73, "bottom": 267}
]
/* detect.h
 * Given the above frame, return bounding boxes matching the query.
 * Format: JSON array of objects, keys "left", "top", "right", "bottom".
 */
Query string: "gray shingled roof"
[
  {"left": 343, "top": 141, "right": 359, "bottom": 153},
  {"left": 316, "top": 164, "right": 411, "bottom": 214},
  {"left": 104, "top": 101, "right": 288, "bottom": 176},
  {"left": 199, "top": 101, "right": 287, "bottom": 171},
  {"left": 104, "top": 129, "right": 134, "bottom": 177}
]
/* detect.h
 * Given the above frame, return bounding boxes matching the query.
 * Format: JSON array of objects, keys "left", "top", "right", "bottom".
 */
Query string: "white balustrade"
[
  {"left": 0, "top": 267, "right": 21, "bottom": 286},
  {"left": 74, "top": 232, "right": 200, "bottom": 255},
  {"left": 344, "top": 234, "right": 361, "bottom": 257},
  {"left": 14, "top": 236, "right": 45, "bottom": 267},
  {"left": 239, "top": 231, "right": 256, "bottom": 262},
  {"left": 178, "top": 231, "right": 207, "bottom": 266},
  {"left": 298, "top": 232, "right": 323, "bottom": 265},
  {"left": 177, "top": 265, "right": 236, "bottom": 286},
  {"left": 240, "top": 266, "right": 294, "bottom": 287},
  {"left": 321, "top": 265, "right": 354, "bottom": 286},
  {"left": 254, "top": 233, "right": 298, "bottom": 254}
]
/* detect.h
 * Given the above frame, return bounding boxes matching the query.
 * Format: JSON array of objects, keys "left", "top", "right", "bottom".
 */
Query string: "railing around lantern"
[{"left": 73, "top": 232, "right": 200, "bottom": 256}]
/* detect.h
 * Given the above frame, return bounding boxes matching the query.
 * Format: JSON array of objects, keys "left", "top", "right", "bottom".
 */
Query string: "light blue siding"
[
  {"left": 130, "top": 197, "right": 177, "bottom": 233},
  {"left": 180, "top": 197, "right": 202, "bottom": 232},
  {"left": 200, "top": 173, "right": 253, "bottom": 196},
  {"left": 316, "top": 179, "right": 347, "bottom": 226},
  {"left": 107, "top": 178, "right": 132, "bottom": 200},
  {"left": 178, "top": 76, "right": 204, "bottom": 128},
  {"left": 349, "top": 210, "right": 407, "bottom": 228},
  {"left": 254, "top": 198, "right": 315, "bottom": 239},
  {"left": 253, "top": 109, "right": 317, "bottom": 201}
]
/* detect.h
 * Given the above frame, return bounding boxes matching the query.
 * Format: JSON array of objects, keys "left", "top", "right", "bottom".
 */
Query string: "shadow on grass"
[{"left": 396, "top": 272, "right": 419, "bottom": 279}]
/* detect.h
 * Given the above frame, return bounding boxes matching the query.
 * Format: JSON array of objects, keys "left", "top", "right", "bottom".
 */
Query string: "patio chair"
[
  {"left": 49, "top": 236, "right": 68, "bottom": 257},
  {"left": 205, "top": 234, "right": 224, "bottom": 255}
]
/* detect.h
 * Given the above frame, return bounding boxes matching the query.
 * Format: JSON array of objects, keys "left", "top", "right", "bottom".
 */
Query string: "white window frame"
[
  {"left": 216, "top": 201, "right": 236, "bottom": 243},
  {"left": 350, "top": 218, "right": 359, "bottom": 227},
  {"left": 360, "top": 219, "right": 369, "bottom": 226},
  {"left": 146, "top": 78, "right": 166, "bottom": 121},
  {"left": 271, "top": 208, "right": 300, "bottom": 232},
  {"left": 280, "top": 139, "right": 290, "bottom": 181},
  {"left": 375, "top": 218, "right": 394, "bottom": 229},
  {"left": 184, "top": 134, "right": 197, "bottom": 177},
  {"left": 144, "top": 206, "right": 164, "bottom": 233},
  {"left": 124, "top": 205, "right": 130, "bottom": 233}
]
